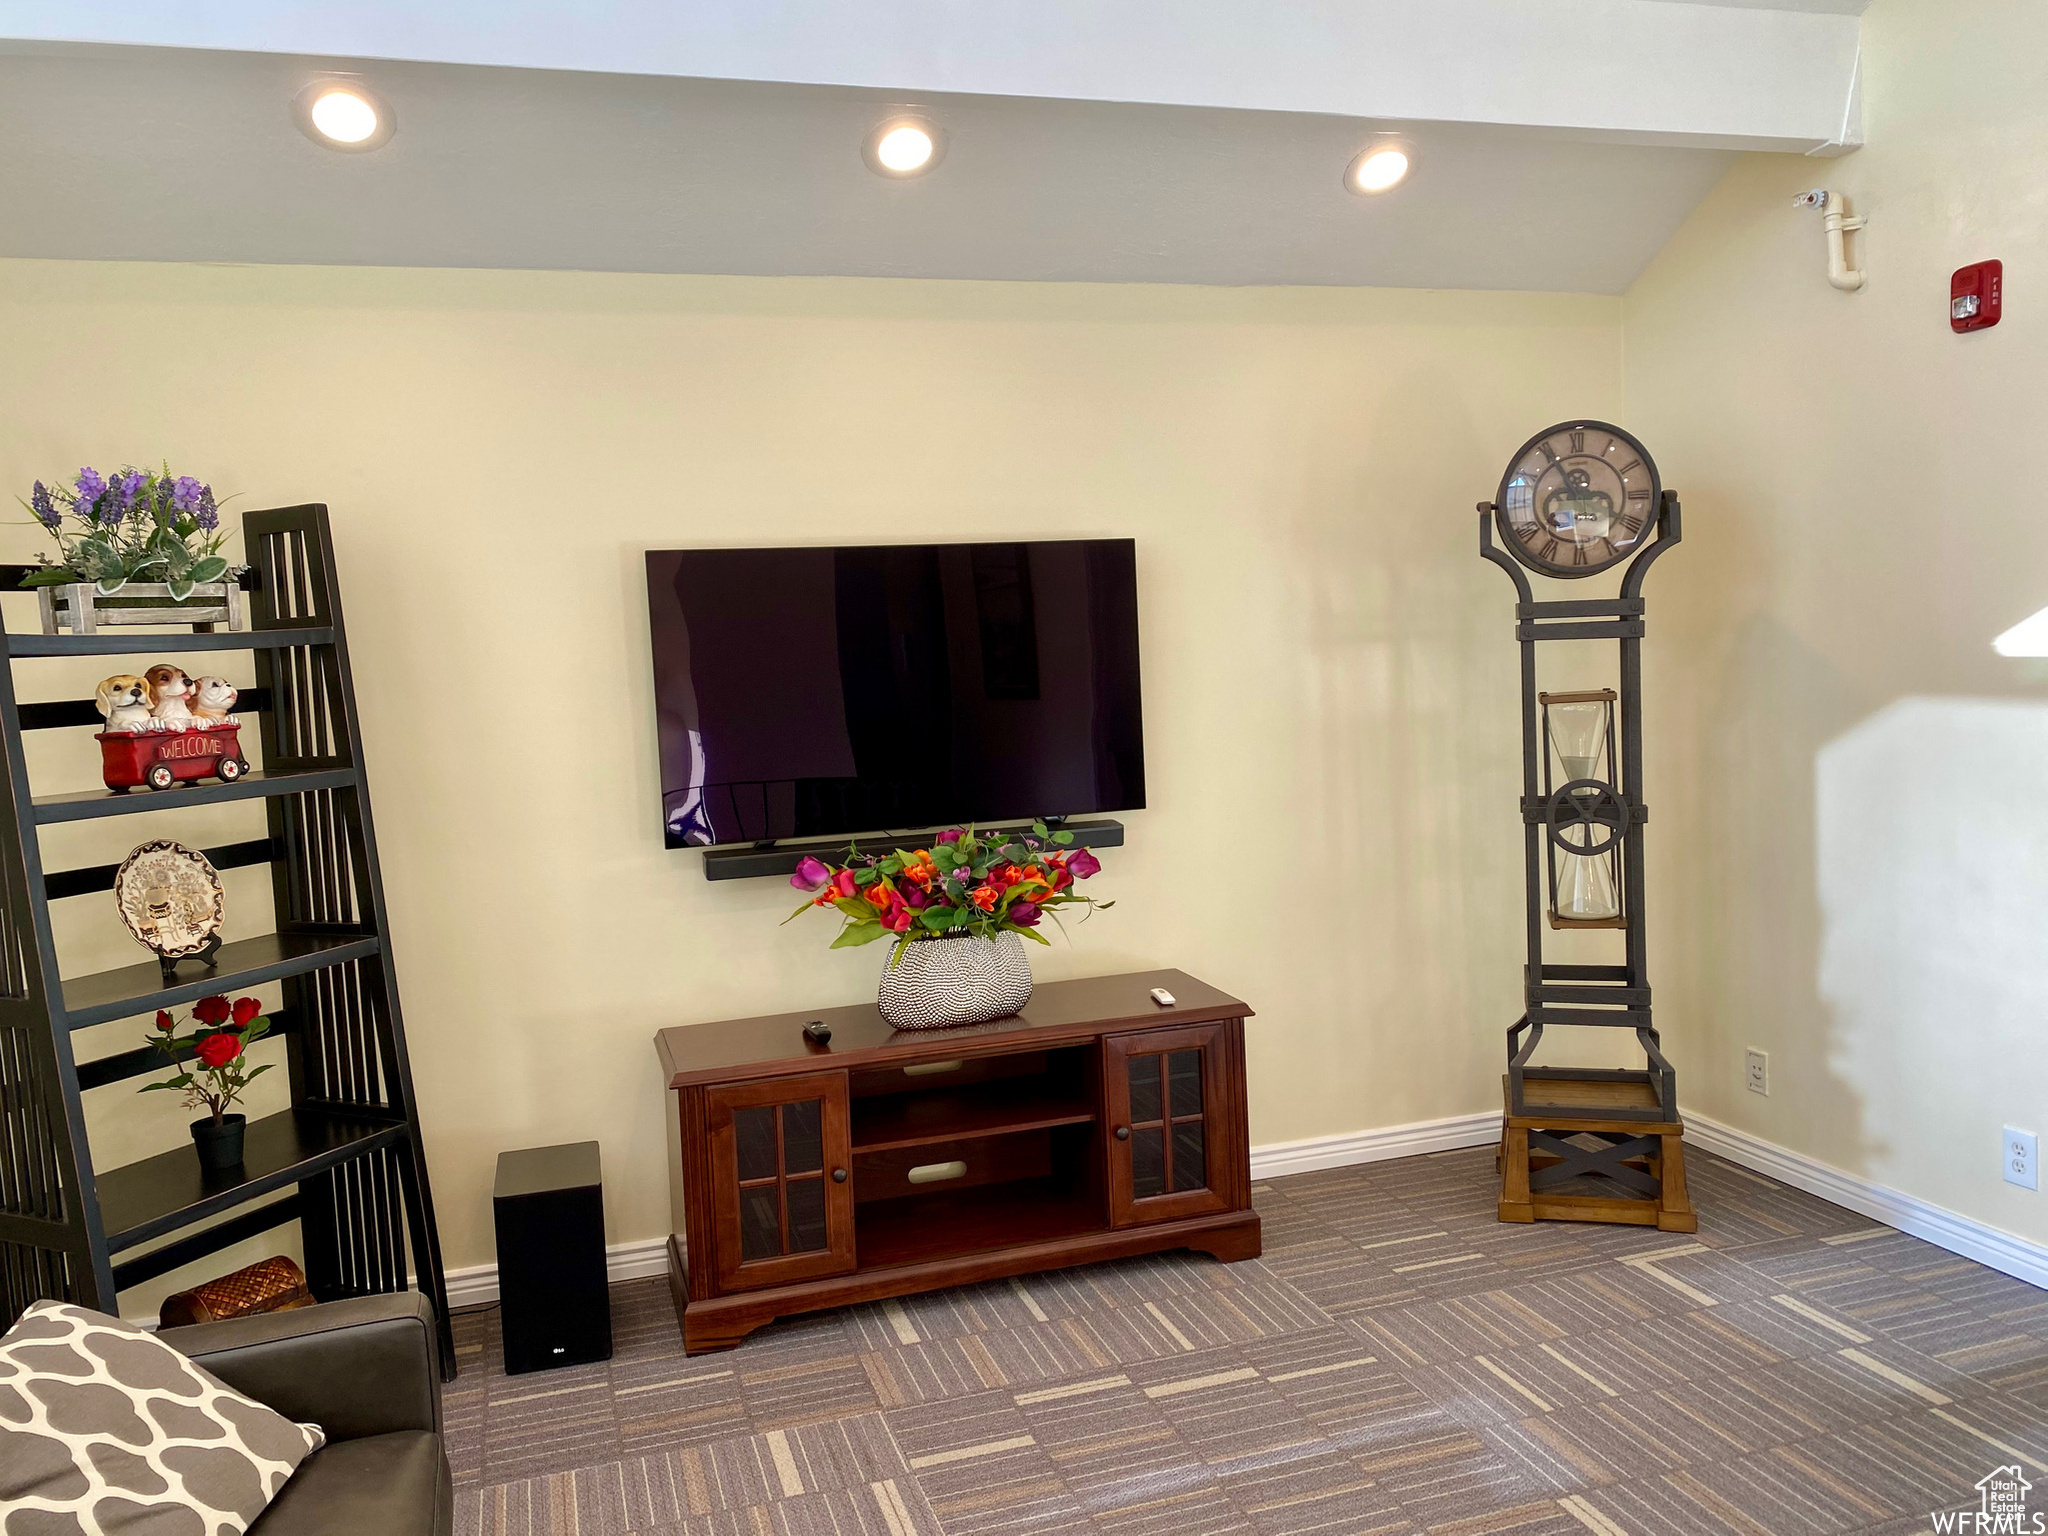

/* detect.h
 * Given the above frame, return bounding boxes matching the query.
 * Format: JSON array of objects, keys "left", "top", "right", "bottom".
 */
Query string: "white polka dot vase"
[{"left": 878, "top": 932, "right": 1034, "bottom": 1030}]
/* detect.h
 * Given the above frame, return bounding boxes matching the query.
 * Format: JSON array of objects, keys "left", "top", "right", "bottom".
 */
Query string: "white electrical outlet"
[
  {"left": 2005, "top": 1127, "right": 2038, "bottom": 1190},
  {"left": 1744, "top": 1049, "right": 1769, "bottom": 1096}
]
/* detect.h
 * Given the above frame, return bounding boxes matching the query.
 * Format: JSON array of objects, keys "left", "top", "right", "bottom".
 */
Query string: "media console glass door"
[
  {"left": 1104, "top": 1024, "right": 1234, "bottom": 1225},
  {"left": 705, "top": 1072, "right": 856, "bottom": 1293}
]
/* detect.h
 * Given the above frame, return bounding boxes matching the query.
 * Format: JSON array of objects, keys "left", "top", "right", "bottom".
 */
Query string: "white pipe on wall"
[
  {"left": 1824, "top": 207, "right": 1868, "bottom": 291},
  {"left": 1797, "top": 189, "right": 1867, "bottom": 291}
]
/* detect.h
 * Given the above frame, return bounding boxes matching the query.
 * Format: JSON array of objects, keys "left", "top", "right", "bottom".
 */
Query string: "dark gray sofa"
[{"left": 165, "top": 1291, "right": 452, "bottom": 1536}]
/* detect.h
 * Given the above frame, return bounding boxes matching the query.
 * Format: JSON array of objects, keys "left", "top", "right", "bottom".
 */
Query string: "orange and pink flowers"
[{"left": 785, "top": 822, "right": 1111, "bottom": 967}]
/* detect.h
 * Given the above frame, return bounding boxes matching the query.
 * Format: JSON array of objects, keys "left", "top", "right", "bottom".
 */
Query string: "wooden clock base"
[{"left": 1497, "top": 1072, "right": 1697, "bottom": 1232}]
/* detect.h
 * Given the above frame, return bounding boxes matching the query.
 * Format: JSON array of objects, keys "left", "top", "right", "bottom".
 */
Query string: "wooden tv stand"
[{"left": 656, "top": 969, "right": 1260, "bottom": 1353}]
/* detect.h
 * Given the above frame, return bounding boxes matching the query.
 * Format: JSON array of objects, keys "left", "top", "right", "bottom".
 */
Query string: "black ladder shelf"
[{"left": 0, "top": 506, "right": 453, "bottom": 1375}]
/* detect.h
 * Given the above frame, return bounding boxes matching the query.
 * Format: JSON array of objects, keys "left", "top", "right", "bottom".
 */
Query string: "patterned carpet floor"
[{"left": 445, "top": 1146, "right": 2048, "bottom": 1536}]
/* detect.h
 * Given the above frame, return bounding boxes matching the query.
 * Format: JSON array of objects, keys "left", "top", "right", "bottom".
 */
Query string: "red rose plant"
[
  {"left": 141, "top": 994, "right": 272, "bottom": 1124},
  {"left": 785, "top": 821, "right": 1111, "bottom": 968}
]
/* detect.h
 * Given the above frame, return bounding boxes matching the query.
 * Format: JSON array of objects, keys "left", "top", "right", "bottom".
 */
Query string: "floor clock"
[{"left": 1479, "top": 420, "right": 1696, "bottom": 1231}]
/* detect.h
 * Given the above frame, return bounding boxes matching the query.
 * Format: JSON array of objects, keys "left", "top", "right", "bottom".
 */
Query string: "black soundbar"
[{"left": 700, "top": 817, "right": 1126, "bottom": 881}]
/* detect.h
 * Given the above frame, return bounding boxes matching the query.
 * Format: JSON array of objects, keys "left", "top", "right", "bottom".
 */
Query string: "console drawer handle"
[
  {"left": 903, "top": 1061, "right": 962, "bottom": 1077},
  {"left": 907, "top": 1160, "right": 967, "bottom": 1185}
]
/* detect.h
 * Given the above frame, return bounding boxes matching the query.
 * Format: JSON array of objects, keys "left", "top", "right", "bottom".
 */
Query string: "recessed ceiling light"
[
  {"left": 1346, "top": 143, "right": 1411, "bottom": 195},
  {"left": 293, "top": 79, "right": 396, "bottom": 152},
  {"left": 312, "top": 91, "right": 377, "bottom": 143},
  {"left": 877, "top": 126, "right": 933, "bottom": 172},
  {"left": 864, "top": 114, "right": 945, "bottom": 178}
]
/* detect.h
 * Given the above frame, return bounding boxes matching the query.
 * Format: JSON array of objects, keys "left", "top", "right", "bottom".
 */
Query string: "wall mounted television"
[{"left": 646, "top": 539, "right": 1145, "bottom": 849}]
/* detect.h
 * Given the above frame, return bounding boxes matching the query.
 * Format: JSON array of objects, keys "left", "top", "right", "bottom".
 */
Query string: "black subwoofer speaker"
[{"left": 493, "top": 1141, "right": 612, "bottom": 1374}]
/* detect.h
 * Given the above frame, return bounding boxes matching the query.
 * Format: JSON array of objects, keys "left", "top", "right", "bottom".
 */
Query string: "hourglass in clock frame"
[
  {"left": 1478, "top": 420, "right": 1685, "bottom": 1163},
  {"left": 1540, "top": 689, "right": 1624, "bottom": 929}
]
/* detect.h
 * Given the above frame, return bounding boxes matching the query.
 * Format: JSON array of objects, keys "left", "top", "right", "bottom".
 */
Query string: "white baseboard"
[
  {"left": 444, "top": 1235, "right": 672, "bottom": 1310},
  {"left": 1248, "top": 1111, "right": 1502, "bottom": 1180},
  {"left": 438, "top": 1109, "right": 2046, "bottom": 1307},
  {"left": 441, "top": 1113, "right": 1504, "bottom": 1309},
  {"left": 1685, "top": 1112, "right": 2048, "bottom": 1291}
]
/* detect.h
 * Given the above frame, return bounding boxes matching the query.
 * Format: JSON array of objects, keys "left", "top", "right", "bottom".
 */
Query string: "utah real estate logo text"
[{"left": 1932, "top": 1467, "right": 2041, "bottom": 1534}]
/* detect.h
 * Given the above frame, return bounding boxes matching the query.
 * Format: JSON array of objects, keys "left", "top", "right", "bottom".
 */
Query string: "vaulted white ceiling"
[
  {"left": 1634, "top": 0, "right": 1868, "bottom": 10},
  {"left": 0, "top": 1, "right": 1866, "bottom": 293}
]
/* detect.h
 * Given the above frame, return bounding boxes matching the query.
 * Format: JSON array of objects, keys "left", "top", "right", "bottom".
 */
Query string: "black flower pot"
[{"left": 190, "top": 1113, "right": 246, "bottom": 1171}]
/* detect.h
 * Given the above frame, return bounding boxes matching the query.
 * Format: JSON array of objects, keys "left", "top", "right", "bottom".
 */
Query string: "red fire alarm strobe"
[{"left": 1952, "top": 260, "right": 2002, "bottom": 332}]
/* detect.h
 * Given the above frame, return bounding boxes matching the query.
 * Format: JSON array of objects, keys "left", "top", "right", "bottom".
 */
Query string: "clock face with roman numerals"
[{"left": 1494, "top": 421, "right": 1660, "bottom": 579}]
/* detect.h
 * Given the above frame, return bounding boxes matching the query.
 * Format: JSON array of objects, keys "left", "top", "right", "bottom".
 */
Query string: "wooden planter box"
[{"left": 37, "top": 580, "right": 244, "bottom": 635}]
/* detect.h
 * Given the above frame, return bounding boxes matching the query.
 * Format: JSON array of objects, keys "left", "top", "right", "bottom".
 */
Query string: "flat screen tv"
[{"left": 646, "top": 539, "right": 1145, "bottom": 849}]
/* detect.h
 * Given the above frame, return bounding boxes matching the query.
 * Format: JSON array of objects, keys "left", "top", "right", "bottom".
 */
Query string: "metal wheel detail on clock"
[{"left": 1494, "top": 421, "right": 1660, "bottom": 578}]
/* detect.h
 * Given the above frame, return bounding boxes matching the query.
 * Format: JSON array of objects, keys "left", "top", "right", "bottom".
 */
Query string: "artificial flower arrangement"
[
  {"left": 18, "top": 464, "right": 234, "bottom": 600},
  {"left": 141, "top": 994, "right": 272, "bottom": 1125},
  {"left": 787, "top": 822, "right": 1109, "bottom": 965}
]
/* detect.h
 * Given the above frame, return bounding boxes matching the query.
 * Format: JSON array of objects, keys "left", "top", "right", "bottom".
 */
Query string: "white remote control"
[{"left": 1149, "top": 987, "right": 1176, "bottom": 1007}]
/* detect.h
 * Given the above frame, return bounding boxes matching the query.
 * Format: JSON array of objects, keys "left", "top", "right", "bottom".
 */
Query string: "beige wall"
[
  {"left": 0, "top": 259, "right": 1623, "bottom": 1297},
  {"left": 1625, "top": 0, "right": 2048, "bottom": 1247}
]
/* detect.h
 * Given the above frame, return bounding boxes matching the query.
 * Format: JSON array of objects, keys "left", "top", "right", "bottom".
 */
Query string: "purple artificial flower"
[
  {"left": 789, "top": 855, "right": 833, "bottom": 892},
  {"left": 194, "top": 486, "right": 219, "bottom": 533},
  {"left": 902, "top": 885, "right": 931, "bottom": 910},
  {"left": 170, "top": 475, "right": 206, "bottom": 514},
  {"left": 935, "top": 829, "right": 963, "bottom": 845},
  {"left": 1065, "top": 849, "right": 1102, "bottom": 880},
  {"left": 1008, "top": 901, "right": 1041, "bottom": 928},
  {"left": 29, "top": 482, "right": 59, "bottom": 533},
  {"left": 74, "top": 467, "right": 107, "bottom": 512},
  {"left": 113, "top": 470, "right": 147, "bottom": 513}
]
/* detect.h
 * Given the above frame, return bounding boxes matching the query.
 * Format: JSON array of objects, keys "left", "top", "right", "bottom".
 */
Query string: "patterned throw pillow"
[{"left": 0, "top": 1300, "right": 324, "bottom": 1535}]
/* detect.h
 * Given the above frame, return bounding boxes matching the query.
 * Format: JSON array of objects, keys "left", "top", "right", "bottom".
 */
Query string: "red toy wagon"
[{"left": 98, "top": 724, "right": 249, "bottom": 793}]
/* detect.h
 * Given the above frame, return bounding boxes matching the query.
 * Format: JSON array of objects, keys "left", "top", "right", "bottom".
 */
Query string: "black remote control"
[{"left": 802, "top": 1020, "right": 832, "bottom": 1046}]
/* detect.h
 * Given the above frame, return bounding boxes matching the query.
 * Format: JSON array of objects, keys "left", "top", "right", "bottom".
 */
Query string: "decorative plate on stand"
[{"left": 114, "top": 840, "right": 225, "bottom": 976}]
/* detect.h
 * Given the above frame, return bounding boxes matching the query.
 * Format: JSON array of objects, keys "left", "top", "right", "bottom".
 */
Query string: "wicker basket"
[{"left": 158, "top": 1255, "right": 315, "bottom": 1329}]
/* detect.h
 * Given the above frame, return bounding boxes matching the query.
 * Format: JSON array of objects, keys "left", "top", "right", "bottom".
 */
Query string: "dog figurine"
[
  {"left": 144, "top": 664, "right": 198, "bottom": 731},
  {"left": 189, "top": 676, "right": 239, "bottom": 725},
  {"left": 94, "top": 675, "right": 157, "bottom": 733}
]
